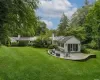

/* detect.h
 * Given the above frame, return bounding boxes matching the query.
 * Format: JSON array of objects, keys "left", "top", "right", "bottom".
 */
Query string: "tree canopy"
[
  {"left": 71, "top": 0, "right": 91, "bottom": 27},
  {"left": 57, "top": 13, "right": 69, "bottom": 35},
  {"left": 0, "top": 0, "right": 39, "bottom": 44},
  {"left": 85, "top": 0, "right": 100, "bottom": 49},
  {"left": 54, "top": 0, "right": 100, "bottom": 49}
]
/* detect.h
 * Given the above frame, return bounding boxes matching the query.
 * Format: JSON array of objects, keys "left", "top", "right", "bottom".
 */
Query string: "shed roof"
[{"left": 54, "top": 36, "right": 74, "bottom": 43}]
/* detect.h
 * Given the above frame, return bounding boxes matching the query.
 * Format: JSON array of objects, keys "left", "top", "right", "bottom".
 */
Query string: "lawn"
[{"left": 0, "top": 46, "right": 100, "bottom": 80}]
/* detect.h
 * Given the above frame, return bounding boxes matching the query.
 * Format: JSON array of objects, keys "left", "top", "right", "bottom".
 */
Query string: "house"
[
  {"left": 10, "top": 35, "right": 37, "bottom": 43},
  {"left": 52, "top": 34, "right": 81, "bottom": 53}
]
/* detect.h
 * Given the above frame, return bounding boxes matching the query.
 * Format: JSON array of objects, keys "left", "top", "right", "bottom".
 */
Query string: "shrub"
[
  {"left": 5, "top": 38, "right": 11, "bottom": 47},
  {"left": 44, "top": 39, "right": 52, "bottom": 48},
  {"left": 28, "top": 41, "right": 34, "bottom": 46},
  {"left": 81, "top": 45, "right": 90, "bottom": 54},
  {"left": 33, "top": 39, "right": 43, "bottom": 48},
  {"left": 11, "top": 42, "right": 18, "bottom": 46},
  {"left": 48, "top": 44, "right": 58, "bottom": 49},
  {"left": 6, "top": 42, "right": 11, "bottom": 47},
  {"left": 33, "top": 38, "right": 52, "bottom": 48},
  {"left": 87, "top": 40, "right": 97, "bottom": 49},
  {"left": 0, "top": 42, "right": 1, "bottom": 45},
  {"left": 18, "top": 41, "right": 29, "bottom": 46}
]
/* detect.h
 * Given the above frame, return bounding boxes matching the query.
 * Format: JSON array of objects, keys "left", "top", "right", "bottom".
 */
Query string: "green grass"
[{"left": 0, "top": 46, "right": 100, "bottom": 80}]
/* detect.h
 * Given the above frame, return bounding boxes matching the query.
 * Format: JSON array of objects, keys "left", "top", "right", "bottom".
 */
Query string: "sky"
[{"left": 36, "top": 0, "right": 95, "bottom": 29}]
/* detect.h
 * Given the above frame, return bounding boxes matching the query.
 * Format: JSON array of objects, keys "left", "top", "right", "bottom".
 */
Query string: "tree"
[
  {"left": 85, "top": 0, "right": 89, "bottom": 6},
  {"left": 85, "top": 0, "right": 100, "bottom": 49},
  {"left": 57, "top": 13, "right": 69, "bottom": 35},
  {"left": 0, "top": 0, "right": 9, "bottom": 45},
  {"left": 71, "top": 0, "right": 91, "bottom": 27},
  {"left": 67, "top": 0, "right": 93, "bottom": 45},
  {"left": 65, "top": 27, "right": 86, "bottom": 41},
  {"left": 35, "top": 20, "right": 48, "bottom": 36},
  {"left": 33, "top": 29, "right": 52, "bottom": 48},
  {"left": 39, "top": 21, "right": 47, "bottom": 35},
  {"left": 0, "top": 0, "right": 39, "bottom": 45}
]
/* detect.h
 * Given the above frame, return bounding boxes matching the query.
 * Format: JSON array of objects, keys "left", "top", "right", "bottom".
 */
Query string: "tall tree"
[
  {"left": 0, "top": 0, "right": 9, "bottom": 45},
  {"left": 85, "top": 0, "right": 100, "bottom": 49},
  {"left": 35, "top": 20, "right": 48, "bottom": 36},
  {"left": 71, "top": 0, "right": 91, "bottom": 27},
  {"left": 57, "top": 13, "right": 69, "bottom": 35},
  {"left": 65, "top": 27, "right": 86, "bottom": 41},
  {"left": 0, "top": 0, "right": 39, "bottom": 45},
  {"left": 85, "top": 0, "right": 89, "bottom": 6}
]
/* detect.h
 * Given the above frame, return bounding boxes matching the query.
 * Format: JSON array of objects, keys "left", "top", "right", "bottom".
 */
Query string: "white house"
[
  {"left": 52, "top": 34, "right": 81, "bottom": 53},
  {"left": 10, "top": 35, "right": 38, "bottom": 43}
]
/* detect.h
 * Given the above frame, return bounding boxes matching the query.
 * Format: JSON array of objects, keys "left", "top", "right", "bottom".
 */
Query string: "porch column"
[
  {"left": 64, "top": 44, "right": 68, "bottom": 53},
  {"left": 78, "top": 44, "right": 81, "bottom": 52}
]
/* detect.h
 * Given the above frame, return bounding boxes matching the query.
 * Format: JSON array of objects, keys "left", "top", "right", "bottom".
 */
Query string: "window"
[
  {"left": 70, "top": 44, "right": 73, "bottom": 51},
  {"left": 58, "top": 42, "right": 60, "bottom": 46},
  {"left": 61, "top": 43, "right": 64, "bottom": 47},
  {"left": 56, "top": 53, "right": 60, "bottom": 57}
]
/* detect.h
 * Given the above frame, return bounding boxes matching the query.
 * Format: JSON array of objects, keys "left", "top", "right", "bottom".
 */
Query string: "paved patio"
[
  {"left": 65, "top": 53, "right": 96, "bottom": 61},
  {"left": 48, "top": 50, "right": 96, "bottom": 61}
]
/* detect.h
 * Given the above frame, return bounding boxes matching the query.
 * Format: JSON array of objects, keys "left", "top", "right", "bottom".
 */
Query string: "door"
[
  {"left": 73, "top": 44, "right": 78, "bottom": 51},
  {"left": 68, "top": 44, "right": 72, "bottom": 52},
  {"left": 68, "top": 44, "right": 78, "bottom": 52}
]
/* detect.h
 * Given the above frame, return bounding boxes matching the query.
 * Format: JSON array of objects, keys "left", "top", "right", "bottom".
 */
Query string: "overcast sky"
[{"left": 36, "top": 0, "right": 95, "bottom": 29}]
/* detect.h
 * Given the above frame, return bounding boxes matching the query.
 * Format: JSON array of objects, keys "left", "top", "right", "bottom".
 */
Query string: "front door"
[{"left": 68, "top": 44, "right": 78, "bottom": 52}]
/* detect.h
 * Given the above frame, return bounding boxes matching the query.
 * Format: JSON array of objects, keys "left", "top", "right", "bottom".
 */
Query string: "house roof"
[
  {"left": 10, "top": 36, "right": 38, "bottom": 42},
  {"left": 54, "top": 36, "right": 74, "bottom": 43},
  {"left": 60, "top": 36, "right": 73, "bottom": 43},
  {"left": 53, "top": 36, "right": 64, "bottom": 41}
]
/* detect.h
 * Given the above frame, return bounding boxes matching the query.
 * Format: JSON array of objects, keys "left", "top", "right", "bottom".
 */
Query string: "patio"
[
  {"left": 48, "top": 50, "right": 96, "bottom": 61},
  {"left": 65, "top": 53, "right": 96, "bottom": 61}
]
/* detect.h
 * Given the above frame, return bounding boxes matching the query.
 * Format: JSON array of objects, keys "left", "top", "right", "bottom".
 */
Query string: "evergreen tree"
[
  {"left": 71, "top": 0, "right": 91, "bottom": 27},
  {"left": 57, "top": 13, "right": 69, "bottom": 35},
  {"left": 85, "top": 0, "right": 89, "bottom": 6}
]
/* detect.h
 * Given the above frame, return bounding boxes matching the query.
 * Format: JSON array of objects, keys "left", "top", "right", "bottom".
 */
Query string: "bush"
[
  {"left": 87, "top": 40, "right": 97, "bottom": 49},
  {"left": 5, "top": 38, "right": 11, "bottom": 47},
  {"left": 28, "top": 42, "right": 33, "bottom": 46},
  {"left": 11, "top": 42, "right": 18, "bottom": 46},
  {"left": 81, "top": 45, "right": 90, "bottom": 54},
  {"left": 33, "top": 38, "right": 52, "bottom": 48},
  {"left": 18, "top": 41, "right": 29, "bottom": 46},
  {"left": 0, "top": 42, "right": 2, "bottom": 47},
  {"left": 48, "top": 44, "right": 58, "bottom": 49},
  {"left": 33, "top": 39, "right": 44, "bottom": 48},
  {"left": 6, "top": 42, "right": 11, "bottom": 47}
]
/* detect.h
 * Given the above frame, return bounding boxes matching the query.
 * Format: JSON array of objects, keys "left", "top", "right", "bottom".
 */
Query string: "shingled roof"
[
  {"left": 54, "top": 36, "right": 73, "bottom": 43},
  {"left": 10, "top": 36, "right": 38, "bottom": 42}
]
